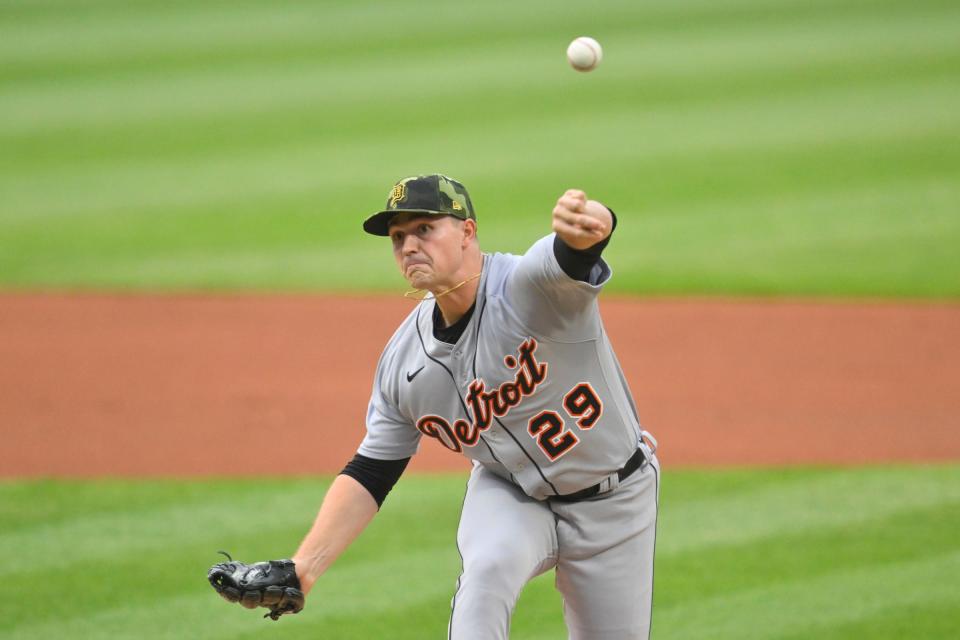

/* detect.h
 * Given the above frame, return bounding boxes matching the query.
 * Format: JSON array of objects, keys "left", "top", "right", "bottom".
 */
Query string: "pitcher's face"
[{"left": 389, "top": 215, "right": 472, "bottom": 291}]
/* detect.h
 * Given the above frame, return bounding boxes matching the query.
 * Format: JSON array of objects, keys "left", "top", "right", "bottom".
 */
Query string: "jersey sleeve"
[
  {"left": 504, "top": 233, "right": 612, "bottom": 342},
  {"left": 356, "top": 348, "right": 422, "bottom": 460}
]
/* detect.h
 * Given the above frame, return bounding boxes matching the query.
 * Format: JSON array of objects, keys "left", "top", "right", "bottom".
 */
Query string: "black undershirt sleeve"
[
  {"left": 553, "top": 208, "right": 618, "bottom": 282},
  {"left": 340, "top": 453, "right": 411, "bottom": 508}
]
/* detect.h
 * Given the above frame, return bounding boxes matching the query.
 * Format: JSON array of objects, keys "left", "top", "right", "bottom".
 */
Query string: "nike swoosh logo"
[{"left": 406, "top": 366, "right": 425, "bottom": 383}]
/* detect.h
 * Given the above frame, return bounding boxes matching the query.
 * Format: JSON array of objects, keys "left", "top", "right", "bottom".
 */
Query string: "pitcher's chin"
[{"left": 404, "top": 269, "right": 432, "bottom": 289}]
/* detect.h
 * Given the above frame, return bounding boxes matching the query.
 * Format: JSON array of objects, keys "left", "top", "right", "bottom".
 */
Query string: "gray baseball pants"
[{"left": 448, "top": 456, "right": 660, "bottom": 639}]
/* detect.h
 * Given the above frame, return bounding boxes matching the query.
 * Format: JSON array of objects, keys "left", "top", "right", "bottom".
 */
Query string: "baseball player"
[{"left": 208, "top": 174, "right": 659, "bottom": 639}]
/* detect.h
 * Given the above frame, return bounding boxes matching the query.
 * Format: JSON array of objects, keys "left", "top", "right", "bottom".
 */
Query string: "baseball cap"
[{"left": 363, "top": 174, "right": 476, "bottom": 236}]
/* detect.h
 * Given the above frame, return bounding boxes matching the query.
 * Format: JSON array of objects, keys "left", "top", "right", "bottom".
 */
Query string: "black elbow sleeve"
[{"left": 340, "top": 454, "right": 411, "bottom": 508}]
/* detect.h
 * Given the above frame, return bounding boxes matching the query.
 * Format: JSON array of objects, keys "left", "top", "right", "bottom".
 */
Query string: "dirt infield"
[{"left": 2, "top": 294, "right": 958, "bottom": 477}]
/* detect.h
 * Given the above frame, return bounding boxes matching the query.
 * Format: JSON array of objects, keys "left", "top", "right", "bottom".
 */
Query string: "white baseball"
[{"left": 566, "top": 36, "right": 602, "bottom": 72}]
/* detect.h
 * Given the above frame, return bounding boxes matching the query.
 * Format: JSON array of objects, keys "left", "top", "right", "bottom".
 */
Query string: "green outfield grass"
[
  {"left": 1, "top": 466, "right": 958, "bottom": 639},
  {"left": 1, "top": 0, "right": 959, "bottom": 297}
]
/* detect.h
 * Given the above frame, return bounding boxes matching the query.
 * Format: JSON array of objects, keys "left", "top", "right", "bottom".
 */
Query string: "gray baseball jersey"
[
  {"left": 359, "top": 232, "right": 659, "bottom": 639},
  {"left": 359, "top": 234, "right": 646, "bottom": 499}
]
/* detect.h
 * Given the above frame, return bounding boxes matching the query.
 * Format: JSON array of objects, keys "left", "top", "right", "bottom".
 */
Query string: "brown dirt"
[{"left": 1, "top": 293, "right": 958, "bottom": 477}]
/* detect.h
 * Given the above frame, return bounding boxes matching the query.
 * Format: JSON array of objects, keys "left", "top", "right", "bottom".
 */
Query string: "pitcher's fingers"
[
  {"left": 552, "top": 217, "right": 605, "bottom": 241},
  {"left": 557, "top": 193, "right": 587, "bottom": 213},
  {"left": 553, "top": 207, "right": 603, "bottom": 231}
]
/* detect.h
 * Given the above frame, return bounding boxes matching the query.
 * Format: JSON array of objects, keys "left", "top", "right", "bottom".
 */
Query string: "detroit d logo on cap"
[{"left": 389, "top": 183, "right": 407, "bottom": 208}]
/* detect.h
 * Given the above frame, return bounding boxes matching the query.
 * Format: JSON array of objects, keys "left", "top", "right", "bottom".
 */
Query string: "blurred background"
[
  {"left": 1, "top": 0, "right": 958, "bottom": 638},
  {"left": 2, "top": 0, "right": 958, "bottom": 294}
]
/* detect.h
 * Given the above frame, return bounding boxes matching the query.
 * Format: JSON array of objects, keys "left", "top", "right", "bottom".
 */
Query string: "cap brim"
[{"left": 362, "top": 209, "right": 451, "bottom": 236}]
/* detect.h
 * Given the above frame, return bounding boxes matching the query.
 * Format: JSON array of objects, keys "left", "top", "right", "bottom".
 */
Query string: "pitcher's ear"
[{"left": 462, "top": 218, "right": 477, "bottom": 245}]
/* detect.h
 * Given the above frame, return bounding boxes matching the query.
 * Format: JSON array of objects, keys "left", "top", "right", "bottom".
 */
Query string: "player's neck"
[
  {"left": 434, "top": 254, "right": 484, "bottom": 327},
  {"left": 435, "top": 278, "right": 480, "bottom": 327}
]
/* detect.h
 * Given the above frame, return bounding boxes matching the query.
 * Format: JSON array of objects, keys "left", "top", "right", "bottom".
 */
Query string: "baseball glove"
[{"left": 207, "top": 551, "right": 305, "bottom": 621}]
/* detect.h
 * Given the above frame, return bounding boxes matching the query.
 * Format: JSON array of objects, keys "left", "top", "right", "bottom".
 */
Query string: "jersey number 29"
[{"left": 527, "top": 383, "right": 603, "bottom": 461}]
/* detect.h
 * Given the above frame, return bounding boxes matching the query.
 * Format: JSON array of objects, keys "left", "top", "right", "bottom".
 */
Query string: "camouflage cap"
[{"left": 363, "top": 174, "right": 476, "bottom": 236}]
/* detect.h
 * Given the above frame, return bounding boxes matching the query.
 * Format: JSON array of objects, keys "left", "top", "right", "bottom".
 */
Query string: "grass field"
[
  {"left": 2, "top": 0, "right": 959, "bottom": 296},
  {"left": 2, "top": 466, "right": 959, "bottom": 639}
]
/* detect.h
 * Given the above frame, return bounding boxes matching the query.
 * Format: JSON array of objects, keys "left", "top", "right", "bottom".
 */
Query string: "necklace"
[
  {"left": 403, "top": 254, "right": 486, "bottom": 301},
  {"left": 404, "top": 271, "right": 482, "bottom": 301}
]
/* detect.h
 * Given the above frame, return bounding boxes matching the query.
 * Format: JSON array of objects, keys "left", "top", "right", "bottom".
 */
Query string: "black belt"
[{"left": 550, "top": 447, "right": 648, "bottom": 503}]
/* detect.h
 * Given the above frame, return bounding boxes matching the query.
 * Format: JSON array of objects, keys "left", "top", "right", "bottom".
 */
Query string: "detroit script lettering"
[{"left": 416, "top": 338, "right": 548, "bottom": 452}]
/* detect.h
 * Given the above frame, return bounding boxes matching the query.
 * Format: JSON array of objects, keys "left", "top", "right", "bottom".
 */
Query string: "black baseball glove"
[{"left": 207, "top": 551, "right": 305, "bottom": 620}]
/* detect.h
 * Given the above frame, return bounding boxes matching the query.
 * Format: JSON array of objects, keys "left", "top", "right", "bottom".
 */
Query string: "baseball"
[{"left": 566, "top": 36, "right": 602, "bottom": 72}]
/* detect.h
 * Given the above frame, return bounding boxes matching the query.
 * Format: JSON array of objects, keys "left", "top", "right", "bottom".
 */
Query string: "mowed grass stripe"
[
  {"left": 656, "top": 502, "right": 960, "bottom": 603},
  {"left": 233, "top": 598, "right": 457, "bottom": 640},
  {"left": 1, "top": 0, "right": 958, "bottom": 296},
  {"left": 7, "top": 588, "right": 461, "bottom": 640},
  {"left": 0, "top": 482, "right": 326, "bottom": 577},
  {"left": 0, "top": 477, "right": 324, "bottom": 533},
  {"left": 2, "top": 0, "right": 947, "bottom": 74},
  {"left": 2, "top": 133, "right": 956, "bottom": 294},
  {"left": 5, "top": 589, "right": 450, "bottom": 640},
  {"left": 6, "top": 127, "right": 951, "bottom": 247},
  {"left": 0, "top": 0, "right": 655, "bottom": 66},
  {"left": 605, "top": 179, "right": 960, "bottom": 296},
  {"left": 515, "top": 551, "right": 960, "bottom": 640},
  {"left": 5, "top": 30, "right": 959, "bottom": 171},
  {"left": 2, "top": 3, "right": 957, "bottom": 136},
  {"left": 0, "top": 476, "right": 465, "bottom": 634},
  {"left": 775, "top": 600, "right": 960, "bottom": 640},
  {"left": 2, "top": 467, "right": 956, "bottom": 576},
  {"left": 3, "top": 175, "right": 955, "bottom": 295},
  {"left": 3, "top": 76, "right": 957, "bottom": 223},
  {"left": 656, "top": 465, "right": 960, "bottom": 556},
  {"left": 5, "top": 468, "right": 956, "bottom": 638},
  {"left": 508, "top": 494, "right": 960, "bottom": 637},
  {"left": 652, "top": 551, "right": 960, "bottom": 640},
  {"left": 3, "top": 6, "right": 957, "bottom": 94},
  {"left": 2, "top": 172, "right": 956, "bottom": 295},
  {"left": 0, "top": 476, "right": 466, "bottom": 631},
  {"left": 0, "top": 475, "right": 463, "bottom": 574},
  {"left": 0, "top": 546, "right": 461, "bottom": 634}
]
